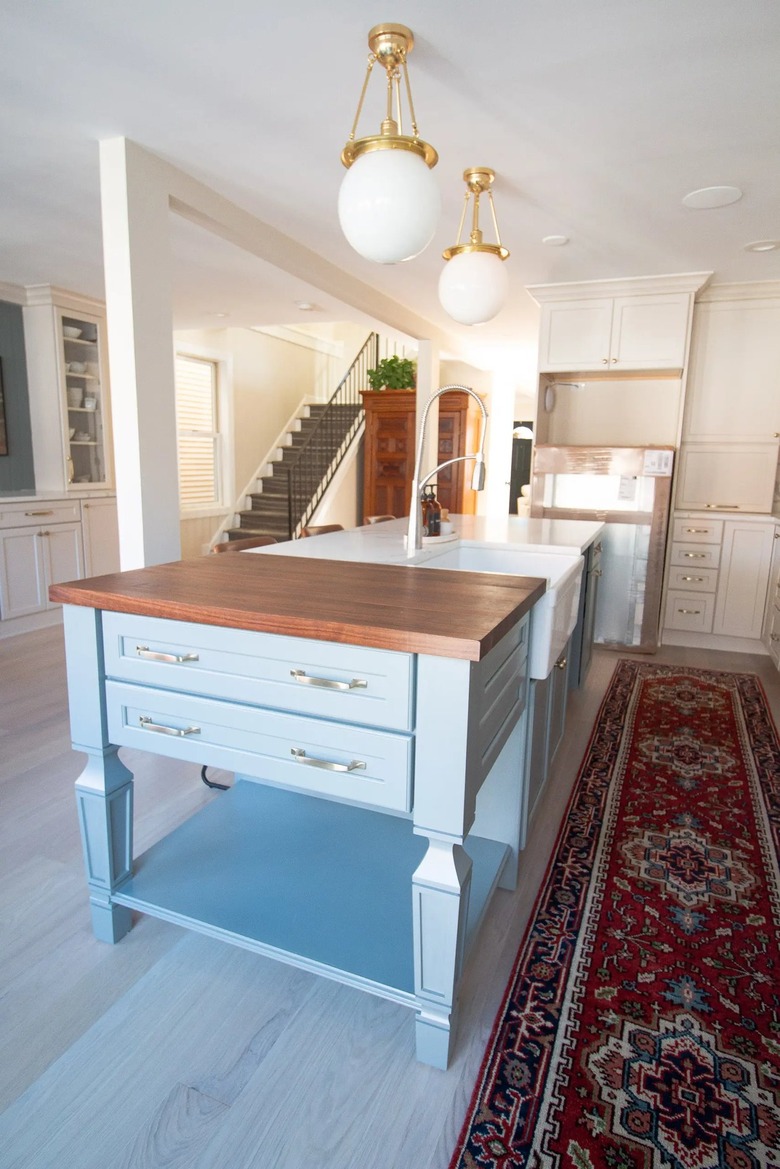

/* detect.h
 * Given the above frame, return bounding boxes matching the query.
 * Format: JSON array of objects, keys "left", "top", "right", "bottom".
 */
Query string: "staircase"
[
  {"left": 221, "top": 334, "right": 378, "bottom": 543},
  {"left": 225, "top": 402, "right": 362, "bottom": 542}
]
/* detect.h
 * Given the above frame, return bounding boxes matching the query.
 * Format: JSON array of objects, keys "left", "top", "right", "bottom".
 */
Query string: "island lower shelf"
[{"left": 113, "top": 779, "right": 510, "bottom": 1003}]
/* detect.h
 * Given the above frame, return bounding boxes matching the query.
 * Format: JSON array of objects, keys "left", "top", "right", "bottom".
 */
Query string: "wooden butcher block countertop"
[{"left": 49, "top": 553, "right": 546, "bottom": 662}]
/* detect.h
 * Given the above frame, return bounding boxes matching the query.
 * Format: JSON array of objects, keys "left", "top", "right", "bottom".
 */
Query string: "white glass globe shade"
[
  {"left": 338, "top": 149, "right": 440, "bottom": 264},
  {"left": 438, "top": 249, "right": 509, "bottom": 325}
]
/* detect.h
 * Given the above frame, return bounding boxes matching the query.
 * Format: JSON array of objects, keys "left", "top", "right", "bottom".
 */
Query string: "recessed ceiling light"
[
  {"left": 682, "top": 185, "right": 743, "bottom": 210},
  {"left": 743, "top": 239, "right": 780, "bottom": 252},
  {"left": 542, "top": 234, "right": 569, "bottom": 247},
  {"left": 294, "top": 300, "right": 320, "bottom": 311}
]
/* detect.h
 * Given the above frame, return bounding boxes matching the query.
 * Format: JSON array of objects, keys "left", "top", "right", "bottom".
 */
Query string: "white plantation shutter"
[{"left": 174, "top": 355, "right": 220, "bottom": 508}]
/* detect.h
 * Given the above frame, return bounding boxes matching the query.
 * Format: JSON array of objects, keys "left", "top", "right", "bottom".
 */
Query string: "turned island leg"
[
  {"left": 412, "top": 836, "right": 473, "bottom": 1068},
  {"left": 63, "top": 605, "right": 134, "bottom": 943}
]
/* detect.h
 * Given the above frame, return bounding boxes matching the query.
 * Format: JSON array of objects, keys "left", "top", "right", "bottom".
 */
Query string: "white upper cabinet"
[
  {"left": 528, "top": 275, "right": 710, "bottom": 374},
  {"left": 23, "top": 286, "right": 113, "bottom": 494},
  {"left": 683, "top": 285, "right": 780, "bottom": 442}
]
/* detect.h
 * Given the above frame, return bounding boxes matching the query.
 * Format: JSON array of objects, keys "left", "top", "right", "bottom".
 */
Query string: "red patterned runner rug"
[{"left": 449, "top": 660, "right": 780, "bottom": 1169}]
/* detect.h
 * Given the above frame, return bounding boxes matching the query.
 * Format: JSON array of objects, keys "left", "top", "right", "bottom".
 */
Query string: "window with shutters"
[{"left": 174, "top": 354, "right": 222, "bottom": 511}]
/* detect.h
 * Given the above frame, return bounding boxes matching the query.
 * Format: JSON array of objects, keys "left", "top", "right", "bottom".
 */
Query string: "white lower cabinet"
[
  {"left": 0, "top": 495, "right": 116, "bottom": 634},
  {"left": 713, "top": 520, "right": 775, "bottom": 639},
  {"left": 0, "top": 521, "right": 83, "bottom": 621},
  {"left": 664, "top": 512, "right": 775, "bottom": 645},
  {"left": 81, "top": 498, "right": 120, "bottom": 577},
  {"left": 762, "top": 524, "right": 780, "bottom": 669}
]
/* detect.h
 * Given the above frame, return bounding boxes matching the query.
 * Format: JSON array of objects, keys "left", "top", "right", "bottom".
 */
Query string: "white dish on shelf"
[
  {"left": 67, "top": 361, "right": 87, "bottom": 373},
  {"left": 63, "top": 326, "right": 82, "bottom": 339}
]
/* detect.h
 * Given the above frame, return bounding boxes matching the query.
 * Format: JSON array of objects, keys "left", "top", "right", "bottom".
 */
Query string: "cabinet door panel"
[
  {"left": 81, "top": 499, "right": 120, "bottom": 577},
  {"left": 685, "top": 300, "right": 780, "bottom": 440},
  {"left": 676, "top": 443, "right": 779, "bottom": 513},
  {"left": 0, "top": 527, "right": 47, "bottom": 619},
  {"left": 43, "top": 522, "right": 84, "bottom": 606},
  {"left": 713, "top": 521, "right": 774, "bottom": 639},
  {"left": 610, "top": 295, "right": 689, "bottom": 369},
  {"left": 539, "top": 300, "right": 613, "bottom": 370}
]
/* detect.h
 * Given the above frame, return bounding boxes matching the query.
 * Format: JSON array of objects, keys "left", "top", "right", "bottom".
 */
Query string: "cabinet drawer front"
[
  {"left": 672, "top": 518, "right": 723, "bottom": 544},
  {"left": 664, "top": 591, "right": 715, "bottom": 633},
  {"left": 102, "top": 613, "right": 414, "bottom": 731},
  {"left": 670, "top": 543, "right": 721, "bottom": 570},
  {"left": 666, "top": 566, "right": 718, "bottom": 593},
  {"left": 0, "top": 500, "right": 81, "bottom": 528},
  {"left": 106, "top": 681, "right": 412, "bottom": 812}
]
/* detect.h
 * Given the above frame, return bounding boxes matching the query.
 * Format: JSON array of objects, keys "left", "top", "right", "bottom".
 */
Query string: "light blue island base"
[{"left": 112, "top": 779, "right": 509, "bottom": 1025}]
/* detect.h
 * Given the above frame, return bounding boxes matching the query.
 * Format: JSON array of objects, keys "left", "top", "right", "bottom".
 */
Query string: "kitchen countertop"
[
  {"left": 49, "top": 552, "right": 545, "bottom": 662},
  {"left": 251, "top": 514, "right": 605, "bottom": 566}
]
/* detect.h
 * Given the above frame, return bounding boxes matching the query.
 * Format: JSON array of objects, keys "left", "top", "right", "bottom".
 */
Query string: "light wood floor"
[{"left": 1, "top": 625, "right": 779, "bottom": 1169}]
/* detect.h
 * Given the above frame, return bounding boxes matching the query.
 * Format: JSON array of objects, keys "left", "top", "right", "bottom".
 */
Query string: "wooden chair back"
[{"left": 299, "top": 524, "right": 344, "bottom": 538}]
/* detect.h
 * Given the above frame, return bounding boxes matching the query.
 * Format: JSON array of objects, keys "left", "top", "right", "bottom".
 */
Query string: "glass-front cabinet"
[
  {"left": 24, "top": 287, "right": 113, "bottom": 495},
  {"left": 60, "top": 312, "right": 109, "bottom": 488}
]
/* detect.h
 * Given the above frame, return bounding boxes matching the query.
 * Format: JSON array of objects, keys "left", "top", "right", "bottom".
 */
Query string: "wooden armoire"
[{"left": 361, "top": 389, "right": 483, "bottom": 519}]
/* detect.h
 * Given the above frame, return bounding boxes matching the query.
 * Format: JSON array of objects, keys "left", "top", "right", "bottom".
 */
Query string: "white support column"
[
  {"left": 99, "top": 137, "right": 180, "bottom": 568},
  {"left": 415, "top": 339, "right": 440, "bottom": 484}
]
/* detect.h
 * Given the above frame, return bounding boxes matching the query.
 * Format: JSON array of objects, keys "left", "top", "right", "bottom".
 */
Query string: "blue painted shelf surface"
[{"left": 113, "top": 779, "right": 508, "bottom": 1000}]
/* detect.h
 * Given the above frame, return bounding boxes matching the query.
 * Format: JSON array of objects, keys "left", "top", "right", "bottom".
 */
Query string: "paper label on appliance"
[
  {"left": 618, "top": 476, "right": 637, "bottom": 502},
  {"left": 643, "top": 449, "right": 673, "bottom": 476}
]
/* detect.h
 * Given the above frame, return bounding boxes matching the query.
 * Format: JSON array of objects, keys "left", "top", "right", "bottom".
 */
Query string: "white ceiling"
[{"left": 3, "top": 0, "right": 780, "bottom": 366}]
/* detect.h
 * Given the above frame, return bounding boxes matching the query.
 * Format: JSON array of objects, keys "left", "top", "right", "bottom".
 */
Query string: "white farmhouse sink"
[{"left": 418, "top": 546, "right": 583, "bottom": 679}]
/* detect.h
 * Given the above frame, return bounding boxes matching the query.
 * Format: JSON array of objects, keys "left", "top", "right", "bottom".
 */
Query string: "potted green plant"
[{"left": 366, "top": 355, "right": 416, "bottom": 391}]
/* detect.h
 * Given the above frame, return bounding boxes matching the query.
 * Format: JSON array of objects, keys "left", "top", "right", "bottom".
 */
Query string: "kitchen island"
[{"left": 51, "top": 553, "right": 545, "bottom": 1068}]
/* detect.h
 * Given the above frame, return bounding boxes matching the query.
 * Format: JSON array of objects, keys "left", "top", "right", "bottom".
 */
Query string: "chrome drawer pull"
[
  {"left": 139, "top": 716, "right": 201, "bottom": 737},
  {"left": 678, "top": 608, "right": 702, "bottom": 615},
  {"left": 684, "top": 528, "right": 711, "bottom": 534},
  {"left": 772, "top": 634, "right": 780, "bottom": 642},
  {"left": 290, "top": 747, "right": 366, "bottom": 772},
  {"left": 682, "top": 552, "right": 707, "bottom": 559},
  {"left": 704, "top": 503, "right": 738, "bottom": 509},
  {"left": 290, "top": 669, "right": 367, "bottom": 691},
  {"left": 681, "top": 575, "right": 705, "bottom": 582},
  {"left": 136, "top": 645, "right": 199, "bottom": 664}
]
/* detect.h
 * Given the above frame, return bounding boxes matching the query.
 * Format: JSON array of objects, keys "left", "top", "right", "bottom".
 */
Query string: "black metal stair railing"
[{"left": 283, "top": 333, "right": 378, "bottom": 539}]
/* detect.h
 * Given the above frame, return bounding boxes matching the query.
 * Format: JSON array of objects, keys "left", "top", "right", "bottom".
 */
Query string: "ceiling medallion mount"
[
  {"left": 442, "top": 168, "right": 509, "bottom": 261},
  {"left": 340, "top": 23, "right": 438, "bottom": 169}
]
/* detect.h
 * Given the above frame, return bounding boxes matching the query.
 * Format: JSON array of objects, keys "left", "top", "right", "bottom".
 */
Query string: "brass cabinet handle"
[
  {"left": 139, "top": 716, "right": 201, "bottom": 737},
  {"left": 290, "top": 669, "right": 367, "bottom": 691},
  {"left": 704, "top": 504, "right": 738, "bottom": 510},
  {"left": 136, "top": 645, "right": 200, "bottom": 664},
  {"left": 25, "top": 509, "right": 54, "bottom": 516},
  {"left": 290, "top": 747, "right": 366, "bottom": 773},
  {"left": 555, "top": 656, "right": 568, "bottom": 669},
  {"left": 772, "top": 634, "right": 780, "bottom": 642},
  {"left": 592, "top": 568, "right": 603, "bottom": 577}
]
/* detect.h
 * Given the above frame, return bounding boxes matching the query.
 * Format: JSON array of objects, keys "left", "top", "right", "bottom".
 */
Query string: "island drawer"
[
  {"left": 102, "top": 612, "right": 414, "bottom": 732},
  {"left": 106, "top": 681, "right": 413, "bottom": 812}
]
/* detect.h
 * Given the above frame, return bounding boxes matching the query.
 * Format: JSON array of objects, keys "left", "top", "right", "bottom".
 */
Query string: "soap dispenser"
[{"left": 426, "top": 486, "right": 442, "bottom": 536}]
